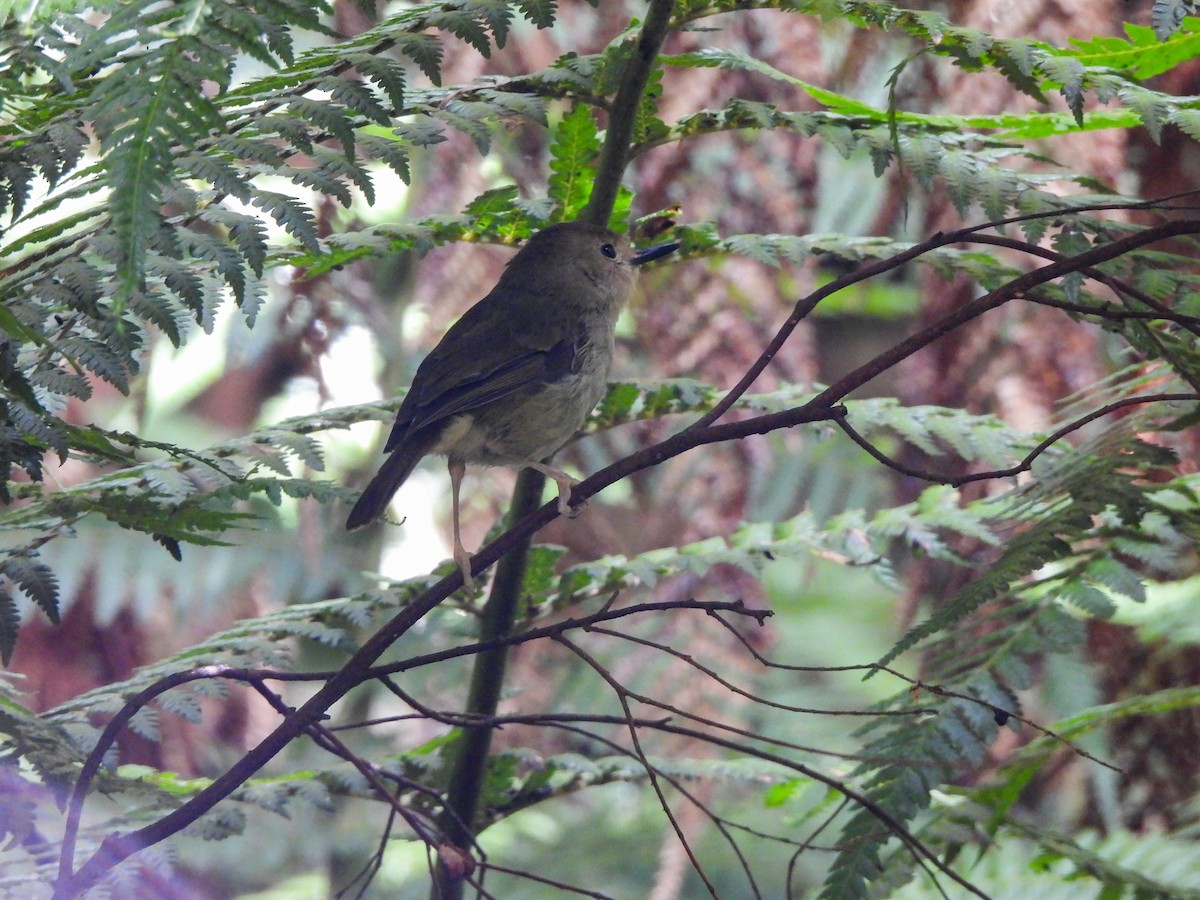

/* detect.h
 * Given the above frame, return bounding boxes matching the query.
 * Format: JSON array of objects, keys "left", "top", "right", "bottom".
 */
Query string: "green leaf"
[
  {"left": 1067, "top": 19, "right": 1200, "bottom": 78},
  {"left": 0, "top": 587, "right": 19, "bottom": 666},
  {"left": 1, "top": 555, "right": 60, "bottom": 625},
  {"left": 547, "top": 103, "right": 600, "bottom": 220},
  {"left": 1038, "top": 55, "right": 1086, "bottom": 125},
  {"left": 1152, "top": 1, "right": 1200, "bottom": 41}
]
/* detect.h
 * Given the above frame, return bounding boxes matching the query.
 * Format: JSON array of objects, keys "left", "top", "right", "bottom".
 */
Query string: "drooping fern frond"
[
  {"left": 880, "top": 430, "right": 1187, "bottom": 669},
  {"left": 817, "top": 404, "right": 1200, "bottom": 896},
  {"left": 0, "top": 1, "right": 571, "bottom": 504},
  {"left": 1150, "top": 0, "right": 1200, "bottom": 41},
  {"left": 4, "top": 6, "right": 1200, "bottom": 895}
]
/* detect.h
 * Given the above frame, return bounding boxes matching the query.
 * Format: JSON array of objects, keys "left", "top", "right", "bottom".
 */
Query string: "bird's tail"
[{"left": 346, "top": 430, "right": 439, "bottom": 530}]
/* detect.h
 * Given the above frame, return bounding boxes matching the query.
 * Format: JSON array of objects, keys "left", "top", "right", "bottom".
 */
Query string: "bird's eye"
[{"left": 601, "top": 243, "right": 617, "bottom": 259}]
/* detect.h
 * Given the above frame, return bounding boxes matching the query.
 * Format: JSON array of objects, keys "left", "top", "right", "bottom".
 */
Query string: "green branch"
[{"left": 584, "top": 0, "right": 677, "bottom": 228}]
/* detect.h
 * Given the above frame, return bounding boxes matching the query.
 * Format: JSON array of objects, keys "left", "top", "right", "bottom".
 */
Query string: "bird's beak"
[{"left": 632, "top": 241, "right": 681, "bottom": 266}]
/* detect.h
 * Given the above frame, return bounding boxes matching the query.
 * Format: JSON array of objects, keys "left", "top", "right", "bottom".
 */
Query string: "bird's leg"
[
  {"left": 448, "top": 458, "right": 475, "bottom": 590},
  {"left": 525, "top": 460, "right": 582, "bottom": 518}
]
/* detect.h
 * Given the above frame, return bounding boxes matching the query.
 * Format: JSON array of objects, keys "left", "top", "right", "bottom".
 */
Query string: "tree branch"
[
  {"left": 57, "top": 215, "right": 1200, "bottom": 898},
  {"left": 433, "top": 2, "right": 679, "bottom": 895},
  {"left": 583, "top": 0, "right": 677, "bottom": 227},
  {"left": 835, "top": 392, "right": 1200, "bottom": 487}
]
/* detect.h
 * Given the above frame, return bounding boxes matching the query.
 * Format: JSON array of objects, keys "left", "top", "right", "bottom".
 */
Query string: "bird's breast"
[
  {"left": 433, "top": 311, "right": 617, "bottom": 466},
  {"left": 431, "top": 413, "right": 484, "bottom": 457}
]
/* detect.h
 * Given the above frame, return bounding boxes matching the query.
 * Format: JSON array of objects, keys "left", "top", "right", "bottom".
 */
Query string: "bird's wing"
[{"left": 384, "top": 295, "right": 578, "bottom": 452}]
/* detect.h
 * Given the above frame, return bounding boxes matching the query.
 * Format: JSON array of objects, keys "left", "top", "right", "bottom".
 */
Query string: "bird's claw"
[
  {"left": 453, "top": 542, "right": 476, "bottom": 592},
  {"left": 551, "top": 475, "right": 583, "bottom": 518},
  {"left": 559, "top": 493, "right": 585, "bottom": 518}
]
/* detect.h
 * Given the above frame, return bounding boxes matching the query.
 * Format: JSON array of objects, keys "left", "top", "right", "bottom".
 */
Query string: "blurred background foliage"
[{"left": 5, "top": 0, "right": 1200, "bottom": 897}]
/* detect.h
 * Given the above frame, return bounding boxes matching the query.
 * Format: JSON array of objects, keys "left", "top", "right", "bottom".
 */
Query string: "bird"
[{"left": 346, "top": 220, "right": 679, "bottom": 588}]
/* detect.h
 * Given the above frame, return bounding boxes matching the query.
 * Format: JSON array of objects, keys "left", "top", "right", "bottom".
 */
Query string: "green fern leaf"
[
  {"left": 991, "top": 39, "right": 1049, "bottom": 103},
  {"left": 516, "top": 0, "right": 561, "bottom": 28},
  {"left": 815, "top": 121, "right": 855, "bottom": 159},
  {"left": 1085, "top": 556, "right": 1146, "bottom": 603},
  {"left": 1056, "top": 580, "right": 1116, "bottom": 618},
  {"left": 58, "top": 334, "right": 134, "bottom": 392},
  {"left": 185, "top": 230, "right": 249, "bottom": 306},
  {"left": 125, "top": 286, "right": 187, "bottom": 347},
  {"left": 280, "top": 96, "right": 356, "bottom": 155},
  {"left": 159, "top": 689, "right": 203, "bottom": 724},
  {"left": 480, "top": 87, "right": 549, "bottom": 126},
  {"left": 434, "top": 102, "right": 496, "bottom": 154},
  {"left": 393, "top": 116, "right": 448, "bottom": 148},
  {"left": 209, "top": 0, "right": 321, "bottom": 67},
  {"left": 346, "top": 53, "right": 407, "bottom": 110},
  {"left": 1067, "top": 20, "right": 1200, "bottom": 79},
  {"left": 395, "top": 32, "right": 444, "bottom": 84},
  {"left": 725, "top": 234, "right": 783, "bottom": 267},
  {"left": 177, "top": 151, "right": 253, "bottom": 202},
  {"left": 309, "top": 145, "right": 374, "bottom": 205},
  {"left": 82, "top": 12, "right": 227, "bottom": 310},
  {"left": 142, "top": 466, "right": 198, "bottom": 503},
  {"left": 1038, "top": 55, "right": 1086, "bottom": 125},
  {"left": 943, "top": 23, "right": 996, "bottom": 61},
  {"left": 940, "top": 149, "right": 978, "bottom": 216},
  {"left": 474, "top": 0, "right": 518, "bottom": 48},
  {"left": 463, "top": 185, "right": 528, "bottom": 237},
  {"left": 250, "top": 190, "right": 319, "bottom": 250},
  {"left": 899, "top": 133, "right": 944, "bottom": 191},
  {"left": 548, "top": 103, "right": 600, "bottom": 219},
  {"left": 322, "top": 76, "right": 390, "bottom": 126},
  {"left": 257, "top": 430, "right": 325, "bottom": 472},
  {"left": 227, "top": 213, "right": 270, "bottom": 279},
  {"left": 128, "top": 705, "right": 161, "bottom": 742},
  {"left": 1152, "top": 0, "right": 1198, "bottom": 40},
  {"left": 428, "top": 6, "right": 495, "bottom": 57},
  {"left": 358, "top": 133, "right": 413, "bottom": 184},
  {"left": 879, "top": 525, "right": 1075, "bottom": 668},
  {"left": 1, "top": 555, "right": 60, "bottom": 624},
  {"left": 0, "top": 586, "right": 19, "bottom": 666},
  {"left": 210, "top": 133, "right": 290, "bottom": 168},
  {"left": 1119, "top": 84, "right": 1169, "bottom": 144},
  {"left": 1002, "top": 821, "right": 1200, "bottom": 897},
  {"left": 975, "top": 164, "right": 1017, "bottom": 221}
]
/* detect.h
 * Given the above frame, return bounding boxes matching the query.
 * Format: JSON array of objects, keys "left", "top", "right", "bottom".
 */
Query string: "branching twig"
[
  {"left": 555, "top": 634, "right": 721, "bottom": 899},
  {"left": 873, "top": 666, "right": 1121, "bottom": 774},
  {"left": 788, "top": 797, "right": 851, "bottom": 900},
  {"left": 702, "top": 609, "right": 1114, "bottom": 771},
  {"left": 951, "top": 392, "right": 1200, "bottom": 486},
  {"left": 477, "top": 861, "right": 617, "bottom": 899},
  {"left": 58, "top": 664, "right": 238, "bottom": 886},
  {"left": 55, "top": 202, "right": 1200, "bottom": 897},
  {"left": 835, "top": 393, "right": 1200, "bottom": 487},
  {"left": 553, "top": 637, "right": 989, "bottom": 900},
  {"left": 585, "top": 623, "right": 903, "bottom": 717}
]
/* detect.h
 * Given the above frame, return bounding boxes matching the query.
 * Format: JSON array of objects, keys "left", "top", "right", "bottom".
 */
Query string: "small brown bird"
[{"left": 347, "top": 221, "right": 679, "bottom": 586}]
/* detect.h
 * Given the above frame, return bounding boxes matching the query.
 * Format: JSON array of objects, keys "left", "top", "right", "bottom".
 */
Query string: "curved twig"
[{"left": 56, "top": 216, "right": 1200, "bottom": 898}]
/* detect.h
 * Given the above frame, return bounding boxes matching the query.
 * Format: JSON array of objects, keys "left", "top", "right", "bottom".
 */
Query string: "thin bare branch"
[{"left": 554, "top": 634, "right": 722, "bottom": 899}]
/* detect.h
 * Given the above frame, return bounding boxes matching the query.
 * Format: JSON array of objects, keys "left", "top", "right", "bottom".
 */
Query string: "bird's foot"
[
  {"left": 453, "top": 540, "right": 476, "bottom": 592},
  {"left": 526, "top": 461, "right": 583, "bottom": 518},
  {"left": 559, "top": 487, "right": 585, "bottom": 518}
]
